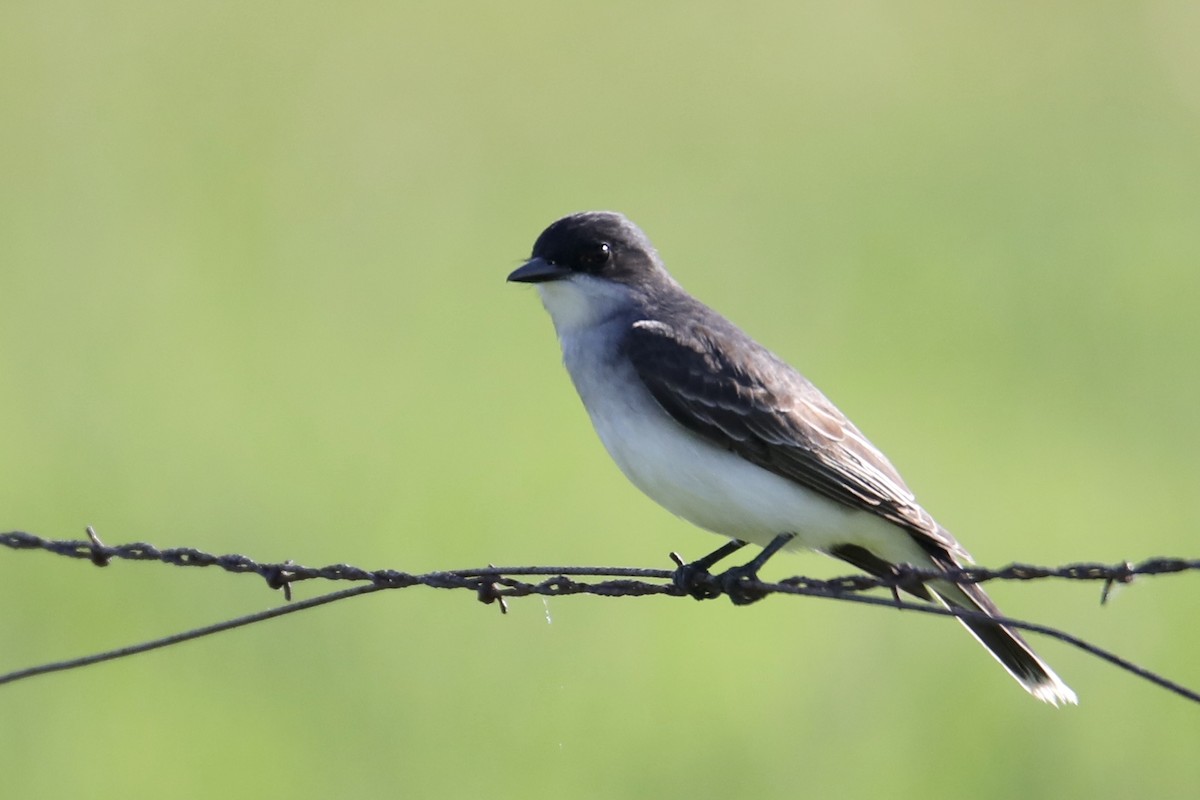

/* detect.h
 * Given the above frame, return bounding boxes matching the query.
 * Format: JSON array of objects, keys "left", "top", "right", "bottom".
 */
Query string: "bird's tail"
[
  {"left": 929, "top": 577, "right": 1077, "bottom": 706},
  {"left": 828, "top": 543, "right": 1076, "bottom": 705}
]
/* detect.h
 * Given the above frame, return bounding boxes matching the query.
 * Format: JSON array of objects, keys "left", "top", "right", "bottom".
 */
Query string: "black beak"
[{"left": 507, "top": 257, "right": 570, "bottom": 283}]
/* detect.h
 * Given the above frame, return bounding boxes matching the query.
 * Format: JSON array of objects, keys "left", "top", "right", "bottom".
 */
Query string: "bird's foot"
[
  {"left": 670, "top": 533, "right": 796, "bottom": 605},
  {"left": 716, "top": 564, "right": 770, "bottom": 605},
  {"left": 669, "top": 552, "right": 723, "bottom": 600},
  {"left": 717, "top": 532, "right": 797, "bottom": 606}
]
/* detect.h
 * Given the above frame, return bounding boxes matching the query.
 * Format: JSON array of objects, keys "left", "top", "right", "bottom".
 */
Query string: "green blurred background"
[{"left": 2, "top": 1, "right": 1198, "bottom": 797}]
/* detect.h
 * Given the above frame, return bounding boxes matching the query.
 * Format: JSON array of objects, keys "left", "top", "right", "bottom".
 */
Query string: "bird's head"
[{"left": 508, "top": 211, "right": 674, "bottom": 333}]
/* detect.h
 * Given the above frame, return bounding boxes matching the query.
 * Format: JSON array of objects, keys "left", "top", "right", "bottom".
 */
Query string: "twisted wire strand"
[{"left": 2, "top": 529, "right": 1197, "bottom": 703}]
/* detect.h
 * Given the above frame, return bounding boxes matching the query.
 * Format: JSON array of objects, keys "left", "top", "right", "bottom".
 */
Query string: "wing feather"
[{"left": 623, "top": 317, "right": 970, "bottom": 562}]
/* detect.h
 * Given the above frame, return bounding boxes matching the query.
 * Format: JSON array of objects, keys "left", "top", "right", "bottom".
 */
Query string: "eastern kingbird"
[{"left": 508, "top": 210, "right": 1076, "bottom": 705}]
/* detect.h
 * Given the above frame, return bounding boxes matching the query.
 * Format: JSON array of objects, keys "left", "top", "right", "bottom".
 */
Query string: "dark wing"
[{"left": 622, "top": 317, "right": 970, "bottom": 562}]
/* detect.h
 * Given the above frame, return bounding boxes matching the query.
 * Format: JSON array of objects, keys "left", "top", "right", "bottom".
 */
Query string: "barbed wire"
[{"left": 2, "top": 528, "right": 1198, "bottom": 704}]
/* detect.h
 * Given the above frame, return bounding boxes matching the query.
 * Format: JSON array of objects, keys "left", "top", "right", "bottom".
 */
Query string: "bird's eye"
[{"left": 578, "top": 241, "right": 612, "bottom": 271}]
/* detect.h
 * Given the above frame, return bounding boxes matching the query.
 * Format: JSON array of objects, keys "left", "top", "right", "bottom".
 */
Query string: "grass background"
[{"left": 2, "top": 2, "right": 1199, "bottom": 797}]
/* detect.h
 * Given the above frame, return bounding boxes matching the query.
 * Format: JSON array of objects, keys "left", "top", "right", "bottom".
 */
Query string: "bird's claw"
[
  {"left": 717, "top": 565, "right": 769, "bottom": 606},
  {"left": 670, "top": 553, "right": 723, "bottom": 600}
]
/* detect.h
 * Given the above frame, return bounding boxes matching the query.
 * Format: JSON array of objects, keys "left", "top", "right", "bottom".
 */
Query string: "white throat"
[{"left": 536, "top": 274, "right": 635, "bottom": 337}]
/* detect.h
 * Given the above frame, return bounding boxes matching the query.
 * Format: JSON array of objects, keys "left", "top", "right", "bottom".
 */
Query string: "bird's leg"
[
  {"left": 717, "top": 532, "right": 797, "bottom": 606},
  {"left": 670, "top": 539, "right": 747, "bottom": 601}
]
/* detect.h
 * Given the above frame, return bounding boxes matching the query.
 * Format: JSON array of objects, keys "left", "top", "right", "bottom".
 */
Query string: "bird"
[{"left": 507, "top": 210, "right": 1076, "bottom": 705}]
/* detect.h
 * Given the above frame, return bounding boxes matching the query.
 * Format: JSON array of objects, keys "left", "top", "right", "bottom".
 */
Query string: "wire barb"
[
  {"left": 476, "top": 565, "right": 509, "bottom": 614},
  {"left": 1100, "top": 560, "right": 1136, "bottom": 605},
  {"left": 84, "top": 525, "right": 110, "bottom": 567}
]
